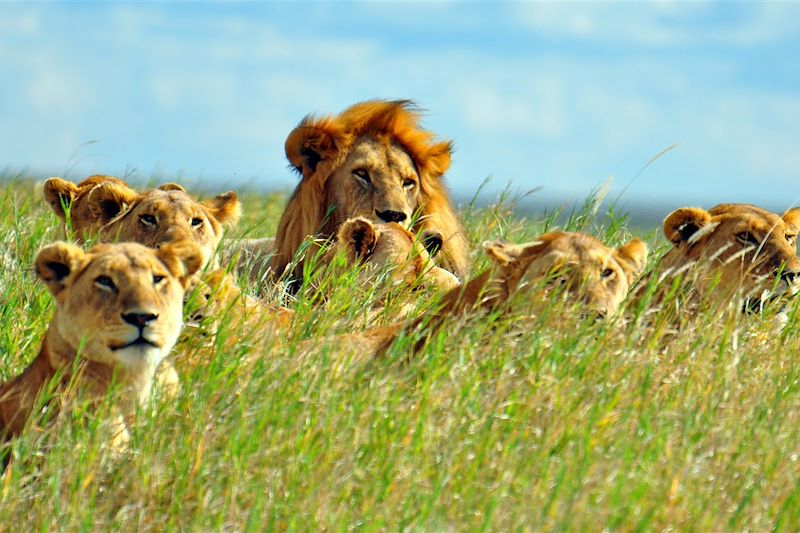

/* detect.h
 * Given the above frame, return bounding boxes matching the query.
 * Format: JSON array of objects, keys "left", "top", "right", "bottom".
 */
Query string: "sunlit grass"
[{"left": 0, "top": 178, "right": 798, "bottom": 530}]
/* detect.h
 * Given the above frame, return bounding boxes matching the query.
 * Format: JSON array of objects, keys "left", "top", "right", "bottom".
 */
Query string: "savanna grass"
[{"left": 0, "top": 178, "right": 799, "bottom": 530}]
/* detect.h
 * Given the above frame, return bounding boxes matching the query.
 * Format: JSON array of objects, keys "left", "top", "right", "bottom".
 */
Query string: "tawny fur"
[
  {"left": 0, "top": 241, "right": 202, "bottom": 452},
  {"left": 341, "top": 231, "right": 648, "bottom": 359},
  {"left": 44, "top": 177, "right": 241, "bottom": 271},
  {"left": 272, "top": 99, "right": 468, "bottom": 282},
  {"left": 641, "top": 203, "right": 800, "bottom": 311},
  {"left": 327, "top": 217, "right": 460, "bottom": 293}
]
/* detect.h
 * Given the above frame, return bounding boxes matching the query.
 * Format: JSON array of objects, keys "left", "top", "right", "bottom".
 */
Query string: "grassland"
[{"left": 0, "top": 178, "right": 799, "bottom": 531}]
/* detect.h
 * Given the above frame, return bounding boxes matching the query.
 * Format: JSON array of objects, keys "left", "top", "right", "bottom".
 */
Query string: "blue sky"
[{"left": 1, "top": 2, "right": 799, "bottom": 211}]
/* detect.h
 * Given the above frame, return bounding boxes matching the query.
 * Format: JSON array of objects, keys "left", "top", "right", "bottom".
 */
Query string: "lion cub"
[{"left": 0, "top": 240, "right": 202, "bottom": 452}]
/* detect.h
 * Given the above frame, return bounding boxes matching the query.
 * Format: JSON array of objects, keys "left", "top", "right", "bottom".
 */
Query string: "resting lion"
[
  {"left": 326, "top": 216, "right": 460, "bottom": 292},
  {"left": 641, "top": 203, "right": 800, "bottom": 313},
  {"left": 325, "top": 231, "right": 648, "bottom": 360},
  {"left": 269, "top": 99, "right": 469, "bottom": 282},
  {"left": 0, "top": 240, "right": 202, "bottom": 455},
  {"left": 42, "top": 176, "right": 269, "bottom": 387},
  {"left": 44, "top": 176, "right": 240, "bottom": 270}
]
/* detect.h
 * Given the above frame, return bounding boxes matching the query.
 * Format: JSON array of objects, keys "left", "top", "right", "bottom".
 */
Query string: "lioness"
[
  {"left": 328, "top": 231, "right": 648, "bottom": 360},
  {"left": 270, "top": 99, "right": 469, "bottom": 281},
  {"left": 327, "top": 217, "right": 460, "bottom": 292},
  {"left": 641, "top": 203, "right": 800, "bottom": 313},
  {"left": 0, "top": 240, "right": 202, "bottom": 454},
  {"left": 44, "top": 177, "right": 240, "bottom": 270}
]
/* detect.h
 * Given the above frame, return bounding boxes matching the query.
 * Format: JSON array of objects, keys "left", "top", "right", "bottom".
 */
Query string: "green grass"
[{"left": 1, "top": 178, "right": 800, "bottom": 530}]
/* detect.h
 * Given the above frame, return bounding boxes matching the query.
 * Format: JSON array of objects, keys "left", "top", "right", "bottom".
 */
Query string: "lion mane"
[{"left": 273, "top": 99, "right": 468, "bottom": 281}]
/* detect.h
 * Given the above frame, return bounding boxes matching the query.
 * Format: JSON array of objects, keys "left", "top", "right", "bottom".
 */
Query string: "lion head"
[
  {"left": 44, "top": 177, "right": 241, "bottom": 270},
  {"left": 44, "top": 175, "right": 136, "bottom": 240},
  {"left": 273, "top": 99, "right": 468, "bottom": 280},
  {"left": 0, "top": 240, "right": 202, "bottom": 448},
  {"left": 327, "top": 217, "right": 460, "bottom": 292},
  {"left": 483, "top": 231, "right": 648, "bottom": 318},
  {"left": 35, "top": 240, "right": 202, "bottom": 377},
  {"left": 650, "top": 203, "right": 800, "bottom": 310},
  {"left": 345, "top": 231, "right": 648, "bottom": 362}
]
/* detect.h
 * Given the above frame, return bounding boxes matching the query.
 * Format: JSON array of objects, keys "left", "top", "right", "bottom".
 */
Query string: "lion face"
[
  {"left": 44, "top": 175, "right": 138, "bottom": 240},
  {"left": 656, "top": 203, "right": 800, "bottom": 308},
  {"left": 275, "top": 99, "right": 469, "bottom": 279},
  {"left": 35, "top": 241, "right": 202, "bottom": 375},
  {"left": 44, "top": 178, "right": 240, "bottom": 270},
  {"left": 484, "top": 232, "right": 648, "bottom": 318},
  {"left": 330, "top": 217, "right": 460, "bottom": 291},
  {"left": 326, "top": 138, "right": 422, "bottom": 227}
]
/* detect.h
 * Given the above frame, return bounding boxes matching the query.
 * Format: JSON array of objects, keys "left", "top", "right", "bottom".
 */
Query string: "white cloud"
[
  {"left": 456, "top": 79, "right": 567, "bottom": 138},
  {"left": 511, "top": 3, "right": 800, "bottom": 47}
]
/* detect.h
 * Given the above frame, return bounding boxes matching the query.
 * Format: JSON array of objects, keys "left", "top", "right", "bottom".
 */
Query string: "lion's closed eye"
[
  {"left": 95, "top": 275, "right": 116, "bottom": 292},
  {"left": 736, "top": 231, "right": 760, "bottom": 247},
  {"left": 352, "top": 168, "right": 371, "bottom": 186},
  {"left": 140, "top": 214, "right": 157, "bottom": 227}
]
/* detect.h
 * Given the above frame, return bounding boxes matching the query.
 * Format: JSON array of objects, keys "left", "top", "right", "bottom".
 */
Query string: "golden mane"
[{"left": 273, "top": 99, "right": 468, "bottom": 281}]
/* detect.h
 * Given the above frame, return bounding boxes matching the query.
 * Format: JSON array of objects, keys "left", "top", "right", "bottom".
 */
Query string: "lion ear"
[
  {"left": 35, "top": 242, "right": 87, "bottom": 296},
  {"left": 85, "top": 182, "right": 139, "bottom": 225},
  {"left": 663, "top": 207, "right": 714, "bottom": 245},
  {"left": 783, "top": 208, "right": 800, "bottom": 236},
  {"left": 423, "top": 141, "right": 453, "bottom": 177},
  {"left": 285, "top": 117, "right": 343, "bottom": 177},
  {"left": 203, "top": 191, "right": 241, "bottom": 227},
  {"left": 158, "top": 183, "right": 186, "bottom": 192},
  {"left": 420, "top": 229, "right": 444, "bottom": 258},
  {"left": 43, "top": 177, "right": 79, "bottom": 220},
  {"left": 614, "top": 238, "right": 648, "bottom": 283},
  {"left": 337, "top": 217, "right": 378, "bottom": 260},
  {"left": 483, "top": 239, "right": 548, "bottom": 267},
  {"left": 157, "top": 240, "right": 204, "bottom": 288}
]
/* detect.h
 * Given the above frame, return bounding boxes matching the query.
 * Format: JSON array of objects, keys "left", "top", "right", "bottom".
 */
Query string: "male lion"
[
  {"left": 0, "top": 240, "right": 202, "bottom": 456},
  {"left": 641, "top": 203, "right": 800, "bottom": 313},
  {"left": 271, "top": 99, "right": 469, "bottom": 281}
]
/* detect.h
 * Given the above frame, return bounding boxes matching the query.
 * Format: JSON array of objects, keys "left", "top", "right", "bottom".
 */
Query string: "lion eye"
[
  {"left": 736, "top": 232, "right": 759, "bottom": 247},
  {"left": 191, "top": 217, "right": 203, "bottom": 228},
  {"left": 140, "top": 214, "right": 157, "bottom": 227},
  {"left": 403, "top": 178, "right": 416, "bottom": 190},
  {"left": 153, "top": 274, "right": 165, "bottom": 286},
  {"left": 601, "top": 268, "right": 614, "bottom": 279},
  {"left": 95, "top": 275, "right": 115, "bottom": 292},
  {"left": 787, "top": 234, "right": 797, "bottom": 247},
  {"left": 352, "top": 168, "right": 371, "bottom": 185}
]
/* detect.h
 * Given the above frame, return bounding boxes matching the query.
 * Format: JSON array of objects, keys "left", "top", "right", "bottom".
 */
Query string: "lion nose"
[
  {"left": 376, "top": 210, "right": 407, "bottom": 223},
  {"left": 122, "top": 312, "right": 158, "bottom": 329}
]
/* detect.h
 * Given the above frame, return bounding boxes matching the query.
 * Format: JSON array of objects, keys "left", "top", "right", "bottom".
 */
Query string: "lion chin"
[{"left": 108, "top": 336, "right": 171, "bottom": 372}]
